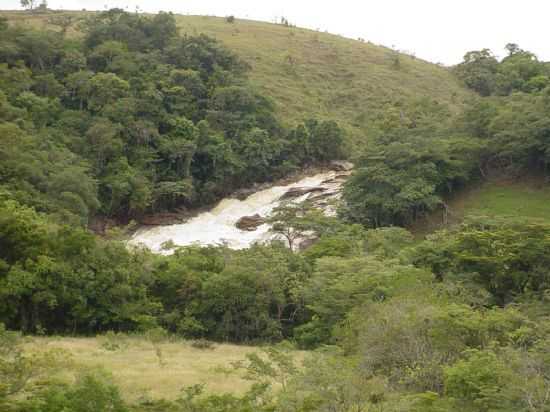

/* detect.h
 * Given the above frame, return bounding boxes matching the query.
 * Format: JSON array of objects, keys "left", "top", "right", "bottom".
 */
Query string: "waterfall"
[{"left": 129, "top": 170, "right": 348, "bottom": 253}]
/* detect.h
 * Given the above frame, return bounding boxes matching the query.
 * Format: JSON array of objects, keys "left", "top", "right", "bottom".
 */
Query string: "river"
[{"left": 128, "top": 169, "right": 350, "bottom": 253}]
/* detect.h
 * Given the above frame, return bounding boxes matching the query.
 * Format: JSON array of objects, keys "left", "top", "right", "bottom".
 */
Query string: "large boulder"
[
  {"left": 232, "top": 182, "right": 269, "bottom": 200},
  {"left": 322, "top": 172, "right": 352, "bottom": 184},
  {"left": 329, "top": 160, "right": 354, "bottom": 172},
  {"left": 139, "top": 212, "right": 187, "bottom": 226},
  {"left": 279, "top": 186, "right": 326, "bottom": 200},
  {"left": 232, "top": 187, "right": 256, "bottom": 201},
  {"left": 308, "top": 189, "right": 341, "bottom": 202},
  {"left": 236, "top": 214, "right": 266, "bottom": 231}
]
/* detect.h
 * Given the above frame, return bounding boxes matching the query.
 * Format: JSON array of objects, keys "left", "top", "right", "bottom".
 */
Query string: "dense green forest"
[
  {"left": 0, "top": 9, "right": 344, "bottom": 224},
  {"left": 1, "top": 9, "right": 550, "bottom": 412},
  {"left": 343, "top": 43, "right": 550, "bottom": 228}
]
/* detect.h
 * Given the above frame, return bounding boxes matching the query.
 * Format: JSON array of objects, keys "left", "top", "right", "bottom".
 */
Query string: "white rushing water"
[{"left": 129, "top": 170, "right": 347, "bottom": 253}]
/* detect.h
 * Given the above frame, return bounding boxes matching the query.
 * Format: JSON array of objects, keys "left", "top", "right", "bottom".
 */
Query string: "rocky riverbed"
[{"left": 129, "top": 162, "right": 352, "bottom": 253}]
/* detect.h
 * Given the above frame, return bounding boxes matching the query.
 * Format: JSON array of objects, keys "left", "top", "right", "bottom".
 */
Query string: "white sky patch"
[{"left": 2, "top": 0, "right": 548, "bottom": 65}]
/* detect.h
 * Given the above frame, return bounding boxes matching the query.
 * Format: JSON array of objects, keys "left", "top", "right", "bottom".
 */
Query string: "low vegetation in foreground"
[
  {"left": 22, "top": 334, "right": 276, "bottom": 401},
  {"left": 3, "top": 207, "right": 550, "bottom": 411},
  {"left": 1, "top": 7, "right": 550, "bottom": 412}
]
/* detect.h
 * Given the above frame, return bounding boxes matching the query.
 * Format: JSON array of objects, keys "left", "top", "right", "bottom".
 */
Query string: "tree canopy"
[{"left": 0, "top": 9, "right": 345, "bottom": 223}]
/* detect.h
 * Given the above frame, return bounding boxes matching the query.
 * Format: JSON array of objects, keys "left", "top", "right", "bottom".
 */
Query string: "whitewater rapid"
[{"left": 129, "top": 170, "right": 345, "bottom": 253}]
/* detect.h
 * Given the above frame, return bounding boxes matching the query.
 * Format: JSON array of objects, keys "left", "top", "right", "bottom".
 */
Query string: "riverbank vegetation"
[
  {"left": 342, "top": 44, "right": 550, "bottom": 228},
  {"left": 0, "top": 10, "right": 345, "bottom": 224},
  {"left": 3, "top": 194, "right": 550, "bottom": 411},
  {"left": 2, "top": 8, "right": 550, "bottom": 412}
]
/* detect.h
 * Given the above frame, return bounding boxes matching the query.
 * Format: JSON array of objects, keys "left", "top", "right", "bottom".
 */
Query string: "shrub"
[{"left": 191, "top": 338, "right": 216, "bottom": 350}]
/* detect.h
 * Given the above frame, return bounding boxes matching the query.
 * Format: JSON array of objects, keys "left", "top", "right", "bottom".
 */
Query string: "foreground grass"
[
  {"left": 1, "top": 10, "right": 471, "bottom": 141},
  {"left": 24, "top": 335, "right": 285, "bottom": 402}
]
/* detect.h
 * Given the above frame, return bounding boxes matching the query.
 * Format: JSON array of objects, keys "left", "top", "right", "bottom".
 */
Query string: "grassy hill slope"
[
  {"left": 2, "top": 10, "right": 471, "bottom": 139},
  {"left": 411, "top": 177, "right": 550, "bottom": 236}
]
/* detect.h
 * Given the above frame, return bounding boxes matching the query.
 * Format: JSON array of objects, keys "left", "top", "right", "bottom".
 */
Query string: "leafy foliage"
[
  {"left": 1, "top": 12, "right": 550, "bottom": 412},
  {"left": 456, "top": 44, "right": 550, "bottom": 96},
  {"left": 342, "top": 102, "right": 482, "bottom": 227},
  {"left": 0, "top": 10, "right": 344, "bottom": 222},
  {"left": 413, "top": 219, "right": 550, "bottom": 305}
]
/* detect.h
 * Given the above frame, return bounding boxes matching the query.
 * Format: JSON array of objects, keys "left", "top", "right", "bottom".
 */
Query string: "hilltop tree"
[
  {"left": 20, "top": 0, "right": 37, "bottom": 10},
  {"left": 505, "top": 43, "right": 521, "bottom": 56},
  {"left": 454, "top": 49, "right": 498, "bottom": 96},
  {"left": 456, "top": 44, "right": 550, "bottom": 96}
]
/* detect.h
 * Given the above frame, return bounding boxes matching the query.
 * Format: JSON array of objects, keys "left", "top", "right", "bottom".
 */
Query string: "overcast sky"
[{"left": 3, "top": 0, "right": 548, "bottom": 65}]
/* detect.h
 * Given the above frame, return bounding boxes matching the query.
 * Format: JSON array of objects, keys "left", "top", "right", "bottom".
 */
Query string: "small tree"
[
  {"left": 390, "top": 49, "right": 401, "bottom": 69},
  {"left": 48, "top": 15, "right": 76, "bottom": 36},
  {"left": 233, "top": 342, "right": 298, "bottom": 392},
  {"left": 0, "top": 17, "right": 8, "bottom": 31},
  {"left": 284, "top": 54, "right": 297, "bottom": 74},
  {"left": 37, "top": 0, "right": 48, "bottom": 11},
  {"left": 225, "top": 15, "right": 235, "bottom": 23},
  {"left": 0, "top": 323, "right": 67, "bottom": 406},
  {"left": 505, "top": 42, "right": 521, "bottom": 56},
  {"left": 268, "top": 202, "right": 311, "bottom": 251}
]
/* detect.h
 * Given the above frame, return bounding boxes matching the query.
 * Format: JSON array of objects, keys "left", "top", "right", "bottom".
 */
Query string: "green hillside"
[
  {"left": 2, "top": 10, "right": 471, "bottom": 137},
  {"left": 3, "top": 9, "right": 550, "bottom": 412},
  {"left": 175, "top": 16, "right": 471, "bottom": 132}
]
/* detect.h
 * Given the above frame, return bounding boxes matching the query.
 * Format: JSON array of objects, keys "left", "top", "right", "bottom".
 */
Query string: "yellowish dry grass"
[{"left": 24, "top": 336, "right": 275, "bottom": 402}]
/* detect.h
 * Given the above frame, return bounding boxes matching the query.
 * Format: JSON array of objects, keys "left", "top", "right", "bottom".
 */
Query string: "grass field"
[
  {"left": 411, "top": 177, "right": 550, "bottom": 236},
  {"left": 24, "top": 335, "right": 291, "bottom": 402},
  {"left": 1, "top": 10, "right": 471, "bottom": 141},
  {"left": 460, "top": 181, "right": 550, "bottom": 222}
]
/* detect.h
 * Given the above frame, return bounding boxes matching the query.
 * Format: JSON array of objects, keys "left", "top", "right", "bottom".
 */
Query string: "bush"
[
  {"left": 37, "top": 370, "right": 127, "bottom": 412},
  {"left": 99, "top": 331, "right": 128, "bottom": 351},
  {"left": 190, "top": 338, "right": 215, "bottom": 350}
]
